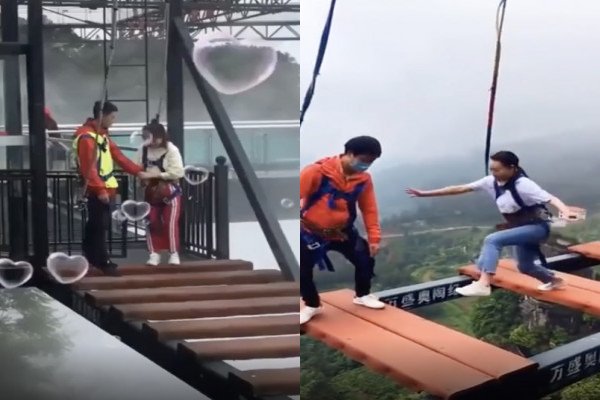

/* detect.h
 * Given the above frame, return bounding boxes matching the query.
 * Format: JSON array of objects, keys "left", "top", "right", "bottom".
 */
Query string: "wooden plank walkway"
[
  {"left": 459, "top": 260, "right": 600, "bottom": 316},
  {"left": 303, "top": 288, "right": 538, "bottom": 400},
  {"left": 52, "top": 259, "right": 300, "bottom": 398}
]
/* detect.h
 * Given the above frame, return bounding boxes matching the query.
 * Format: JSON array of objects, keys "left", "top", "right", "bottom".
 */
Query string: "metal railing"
[{"left": 0, "top": 158, "right": 228, "bottom": 260}]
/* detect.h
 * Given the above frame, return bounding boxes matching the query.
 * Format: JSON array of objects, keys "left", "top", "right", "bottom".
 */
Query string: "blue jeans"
[{"left": 477, "top": 223, "right": 554, "bottom": 283}]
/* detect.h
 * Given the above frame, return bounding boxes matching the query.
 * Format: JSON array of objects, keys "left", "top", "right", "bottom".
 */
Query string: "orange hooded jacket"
[
  {"left": 74, "top": 118, "right": 142, "bottom": 198},
  {"left": 300, "top": 155, "right": 381, "bottom": 245}
]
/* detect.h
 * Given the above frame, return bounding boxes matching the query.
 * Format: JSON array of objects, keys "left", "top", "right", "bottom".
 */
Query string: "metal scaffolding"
[
  {"left": 1, "top": 0, "right": 298, "bottom": 281},
  {"left": 18, "top": 0, "right": 300, "bottom": 41}
]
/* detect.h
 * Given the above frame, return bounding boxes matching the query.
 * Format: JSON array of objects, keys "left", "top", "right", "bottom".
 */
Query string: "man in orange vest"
[
  {"left": 73, "top": 101, "right": 149, "bottom": 275},
  {"left": 300, "top": 136, "right": 385, "bottom": 324}
]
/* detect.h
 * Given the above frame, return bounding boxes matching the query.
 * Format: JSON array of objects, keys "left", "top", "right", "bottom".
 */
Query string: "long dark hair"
[
  {"left": 490, "top": 150, "right": 527, "bottom": 177},
  {"left": 142, "top": 119, "right": 170, "bottom": 148}
]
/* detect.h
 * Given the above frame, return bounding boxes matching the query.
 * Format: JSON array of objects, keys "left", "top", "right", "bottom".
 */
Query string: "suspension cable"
[
  {"left": 155, "top": 1, "right": 170, "bottom": 123},
  {"left": 484, "top": 0, "right": 508, "bottom": 175},
  {"left": 299, "top": 0, "right": 337, "bottom": 126},
  {"left": 79, "top": 0, "right": 120, "bottom": 204}
]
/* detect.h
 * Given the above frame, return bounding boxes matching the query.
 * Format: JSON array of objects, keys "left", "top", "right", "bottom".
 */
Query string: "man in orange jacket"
[
  {"left": 74, "top": 101, "right": 148, "bottom": 275},
  {"left": 300, "top": 136, "right": 385, "bottom": 324}
]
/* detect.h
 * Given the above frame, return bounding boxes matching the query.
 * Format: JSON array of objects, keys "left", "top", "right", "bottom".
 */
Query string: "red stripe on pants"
[{"left": 146, "top": 185, "right": 182, "bottom": 253}]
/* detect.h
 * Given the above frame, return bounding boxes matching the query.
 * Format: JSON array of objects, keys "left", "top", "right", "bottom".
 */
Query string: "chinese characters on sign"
[
  {"left": 383, "top": 282, "right": 465, "bottom": 309},
  {"left": 548, "top": 349, "right": 599, "bottom": 386}
]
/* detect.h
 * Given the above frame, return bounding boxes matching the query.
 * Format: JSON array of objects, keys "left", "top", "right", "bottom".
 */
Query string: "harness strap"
[
  {"left": 142, "top": 146, "right": 168, "bottom": 173},
  {"left": 301, "top": 228, "right": 335, "bottom": 272},
  {"left": 163, "top": 184, "right": 182, "bottom": 204},
  {"left": 76, "top": 133, "right": 113, "bottom": 182},
  {"left": 301, "top": 175, "right": 366, "bottom": 228},
  {"left": 494, "top": 170, "right": 550, "bottom": 267}
]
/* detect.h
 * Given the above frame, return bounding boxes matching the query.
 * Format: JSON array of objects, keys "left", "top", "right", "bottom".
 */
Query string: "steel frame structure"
[
  {"left": 21, "top": 0, "right": 299, "bottom": 41},
  {"left": 2, "top": 0, "right": 297, "bottom": 278},
  {"left": 302, "top": 253, "right": 600, "bottom": 399}
]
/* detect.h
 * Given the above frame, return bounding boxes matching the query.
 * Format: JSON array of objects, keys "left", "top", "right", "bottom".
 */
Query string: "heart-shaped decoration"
[
  {"left": 0, "top": 258, "right": 34, "bottom": 289},
  {"left": 47, "top": 252, "right": 89, "bottom": 284},
  {"left": 130, "top": 130, "right": 153, "bottom": 148},
  {"left": 183, "top": 165, "right": 209, "bottom": 186},
  {"left": 112, "top": 209, "right": 128, "bottom": 222},
  {"left": 280, "top": 198, "right": 295, "bottom": 209},
  {"left": 120, "top": 200, "right": 151, "bottom": 221},
  {"left": 193, "top": 35, "right": 278, "bottom": 95}
]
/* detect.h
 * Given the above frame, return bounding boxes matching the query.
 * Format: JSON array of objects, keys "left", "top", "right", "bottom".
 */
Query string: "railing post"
[
  {"left": 26, "top": 0, "right": 49, "bottom": 270},
  {"left": 214, "top": 156, "right": 229, "bottom": 259},
  {"left": 2, "top": 0, "right": 27, "bottom": 261}
]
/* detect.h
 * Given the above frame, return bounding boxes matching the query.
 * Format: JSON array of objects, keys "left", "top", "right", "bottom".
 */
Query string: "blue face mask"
[{"left": 351, "top": 160, "right": 371, "bottom": 172}]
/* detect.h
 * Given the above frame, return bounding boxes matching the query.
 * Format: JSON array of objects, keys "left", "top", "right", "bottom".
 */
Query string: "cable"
[
  {"left": 78, "top": 0, "right": 120, "bottom": 207},
  {"left": 299, "top": 0, "right": 337, "bottom": 126},
  {"left": 155, "top": 1, "right": 170, "bottom": 123},
  {"left": 484, "top": 0, "right": 507, "bottom": 175}
]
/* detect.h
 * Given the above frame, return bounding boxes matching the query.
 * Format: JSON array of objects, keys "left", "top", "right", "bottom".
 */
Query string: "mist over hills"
[{"left": 374, "top": 129, "right": 600, "bottom": 221}]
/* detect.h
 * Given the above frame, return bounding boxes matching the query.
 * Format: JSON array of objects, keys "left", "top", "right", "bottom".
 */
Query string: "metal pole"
[
  {"left": 214, "top": 156, "right": 229, "bottom": 259},
  {"left": 166, "top": 0, "right": 186, "bottom": 249},
  {"left": 166, "top": 0, "right": 184, "bottom": 154},
  {"left": 144, "top": 0, "right": 150, "bottom": 123},
  {"left": 173, "top": 19, "right": 298, "bottom": 281},
  {"left": 26, "top": 0, "right": 49, "bottom": 269},
  {"left": 2, "top": 0, "right": 28, "bottom": 260}
]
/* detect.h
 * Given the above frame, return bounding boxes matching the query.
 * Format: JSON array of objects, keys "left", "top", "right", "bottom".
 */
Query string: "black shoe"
[{"left": 95, "top": 260, "right": 120, "bottom": 277}]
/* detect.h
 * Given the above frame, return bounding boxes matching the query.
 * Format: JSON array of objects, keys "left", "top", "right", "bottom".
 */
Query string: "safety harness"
[
  {"left": 300, "top": 175, "right": 366, "bottom": 271},
  {"left": 494, "top": 169, "right": 552, "bottom": 267},
  {"left": 142, "top": 146, "right": 181, "bottom": 204}
]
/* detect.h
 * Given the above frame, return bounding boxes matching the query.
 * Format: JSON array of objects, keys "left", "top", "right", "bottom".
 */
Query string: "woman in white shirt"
[
  {"left": 137, "top": 120, "right": 185, "bottom": 266},
  {"left": 405, "top": 151, "right": 577, "bottom": 297}
]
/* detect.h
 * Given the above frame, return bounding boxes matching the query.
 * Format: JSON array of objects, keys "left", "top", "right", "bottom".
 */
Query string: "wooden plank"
[
  {"left": 44, "top": 259, "right": 253, "bottom": 279},
  {"left": 85, "top": 281, "right": 298, "bottom": 305},
  {"left": 143, "top": 314, "right": 299, "bottom": 341},
  {"left": 459, "top": 264, "right": 600, "bottom": 316},
  {"left": 88, "top": 259, "right": 253, "bottom": 277},
  {"left": 321, "top": 289, "right": 537, "bottom": 385},
  {"left": 497, "top": 259, "right": 600, "bottom": 295},
  {"left": 569, "top": 241, "right": 600, "bottom": 260},
  {"left": 112, "top": 296, "right": 298, "bottom": 320},
  {"left": 73, "top": 269, "right": 283, "bottom": 290},
  {"left": 303, "top": 301, "right": 496, "bottom": 399},
  {"left": 179, "top": 335, "right": 299, "bottom": 360},
  {"left": 228, "top": 367, "right": 300, "bottom": 396}
]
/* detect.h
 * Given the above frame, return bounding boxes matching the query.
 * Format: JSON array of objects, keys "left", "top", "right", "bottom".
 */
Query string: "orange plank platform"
[
  {"left": 303, "top": 289, "right": 538, "bottom": 400},
  {"left": 459, "top": 260, "right": 600, "bottom": 316},
  {"left": 569, "top": 241, "right": 600, "bottom": 260}
]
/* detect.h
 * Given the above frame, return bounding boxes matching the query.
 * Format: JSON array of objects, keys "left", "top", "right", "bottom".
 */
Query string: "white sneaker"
[
  {"left": 146, "top": 252, "right": 160, "bottom": 266},
  {"left": 168, "top": 252, "right": 180, "bottom": 265},
  {"left": 455, "top": 281, "right": 491, "bottom": 297},
  {"left": 353, "top": 294, "right": 386, "bottom": 309},
  {"left": 538, "top": 277, "right": 566, "bottom": 291},
  {"left": 300, "top": 306, "right": 322, "bottom": 325}
]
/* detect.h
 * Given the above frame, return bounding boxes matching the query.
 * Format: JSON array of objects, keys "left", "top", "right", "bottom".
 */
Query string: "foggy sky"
[{"left": 300, "top": 0, "right": 600, "bottom": 170}]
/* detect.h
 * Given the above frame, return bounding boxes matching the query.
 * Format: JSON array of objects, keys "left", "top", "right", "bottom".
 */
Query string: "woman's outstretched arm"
[
  {"left": 406, "top": 185, "right": 474, "bottom": 198},
  {"left": 548, "top": 195, "right": 577, "bottom": 218}
]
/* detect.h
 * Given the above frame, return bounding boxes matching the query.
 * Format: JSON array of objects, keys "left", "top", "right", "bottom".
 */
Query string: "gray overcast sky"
[{"left": 300, "top": 0, "right": 600, "bottom": 168}]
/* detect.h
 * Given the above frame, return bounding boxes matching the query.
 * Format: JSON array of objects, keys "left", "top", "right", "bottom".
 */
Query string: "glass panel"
[{"left": 0, "top": 287, "right": 209, "bottom": 400}]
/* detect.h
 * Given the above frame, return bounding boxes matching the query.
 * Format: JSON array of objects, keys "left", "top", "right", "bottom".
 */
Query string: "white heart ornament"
[
  {"left": 183, "top": 165, "right": 209, "bottom": 186},
  {"left": 112, "top": 209, "right": 128, "bottom": 222},
  {"left": 192, "top": 35, "right": 278, "bottom": 95},
  {"left": 120, "top": 200, "right": 151, "bottom": 221},
  {"left": 280, "top": 198, "right": 295, "bottom": 209},
  {"left": 0, "top": 258, "right": 34, "bottom": 289},
  {"left": 47, "top": 252, "right": 89, "bottom": 284},
  {"left": 129, "top": 130, "right": 153, "bottom": 148}
]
